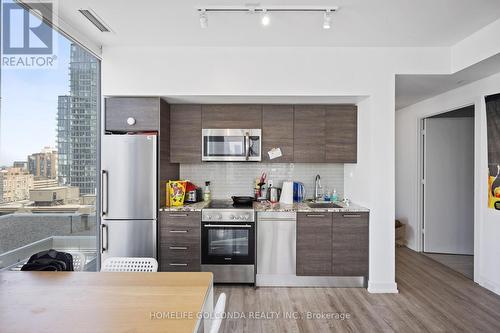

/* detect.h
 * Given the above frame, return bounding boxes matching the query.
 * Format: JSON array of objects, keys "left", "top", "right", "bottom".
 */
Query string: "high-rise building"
[
  {"left": 57, "top": 44, "right": 98, "bottom": 195},
  {"left": 13, "top": 161, "right": 28, "bottom": 170},
  {"left": 27, "top": 147, "right": 58, "bottom": 180},
  {"left": 0, "top": 167, "right": 34, "bottom": 203}
]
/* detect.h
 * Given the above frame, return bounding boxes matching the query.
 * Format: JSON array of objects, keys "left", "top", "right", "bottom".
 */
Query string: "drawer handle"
[
  {"left": 169, "top": 263, "right": 188, "bottom": 266},
  {"left": 127, "top": 117, "right": 136, "bottom": 126},
  {"left": 306, "top": 214, "right": 326, "bottom": 217},
  {"left": 343, "top": 214, "right": 361, "bottom": 218},
  {"left": 168, "top": 214, "right": 189, "bottom": 217},
  {"left": 169, "top": 230, "right": 188, "bottom": 233},
  {"left": 169, "top": 246, "right": 188, "bottom": 250}
]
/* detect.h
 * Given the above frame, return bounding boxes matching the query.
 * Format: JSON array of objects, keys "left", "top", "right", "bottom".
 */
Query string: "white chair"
[
  {"left": 209, "top": 293, "right": 226, "bottom": 333},
  {"left": 69, "top": 252, "right": 86, "bottom": 272},
  {"left": 100, "top": 257, "right": 158, "bottom": 272}
]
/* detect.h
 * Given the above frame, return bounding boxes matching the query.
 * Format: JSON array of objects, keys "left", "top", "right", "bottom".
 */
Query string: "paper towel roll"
[{"left": 280, "top": 181, "right": 294, "bottom": 204}]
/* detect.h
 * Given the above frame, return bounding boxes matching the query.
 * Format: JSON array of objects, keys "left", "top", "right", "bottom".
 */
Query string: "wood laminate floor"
[
  {"left": 214, "top": 247, "right": 500, "bottom": 333},
  {"left": 423, "top": 252, "right": 474, "bottom": 279}
]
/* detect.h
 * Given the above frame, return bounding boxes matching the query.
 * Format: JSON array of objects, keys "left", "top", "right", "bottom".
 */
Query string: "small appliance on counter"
[
  {"left": 293, "top": 182, "right": 305, "bottom": 202},
  {"left": 269, "top": 186, "right": 281, "bottom": 203},
  {"left": 185, "top": 182, "right": 203, "bottom": 204}
]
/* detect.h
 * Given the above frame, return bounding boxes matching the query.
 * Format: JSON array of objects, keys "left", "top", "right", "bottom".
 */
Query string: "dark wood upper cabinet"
[
  {"left": 158, "top": 100, "right": 179, "bottom": 207},
  {"left": 105, "top": 97, "right": 160, "bottom": 132},
  {"left": 170, "top": 104, "right": 202, "bottom": 163},
  {"left": 325, "top": 105, "right": 357, "bottom": 163},
  {"left": 332, "top": 212, "right": 369, "bottom": 276},
  {"left": 293, "top": 105, "right": 326, "bottom": 162},
  {"left": 262, "top": 105, "right": 294, "bottom": 162},
  {"left": 201, "top": 104, "right": 262, "bottom": 129},
  {"left": 296, "top": 213, "right": 333, "bottom": 276}
]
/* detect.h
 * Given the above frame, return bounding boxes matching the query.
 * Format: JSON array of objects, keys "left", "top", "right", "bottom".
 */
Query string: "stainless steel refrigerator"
[{"left": 100, "top": 134, "right": 157, "bottom": 263}]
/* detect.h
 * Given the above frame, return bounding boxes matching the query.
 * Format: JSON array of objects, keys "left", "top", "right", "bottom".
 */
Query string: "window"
[{"left": 0, "top": 2, "right": 100, "bottom": 271}]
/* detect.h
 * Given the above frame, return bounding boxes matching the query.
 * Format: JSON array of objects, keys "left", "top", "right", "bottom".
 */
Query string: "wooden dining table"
[{"left": 0, "top": 271, "right": 214, "bottom": 333}]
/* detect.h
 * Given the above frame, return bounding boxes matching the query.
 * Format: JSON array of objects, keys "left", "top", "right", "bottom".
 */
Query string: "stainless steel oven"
[
  {"left": 201, "top": 202, "right": 255, "bottom": 283},
  {"left": 202, "top": 129, "right": 261, "bottom": 161}
]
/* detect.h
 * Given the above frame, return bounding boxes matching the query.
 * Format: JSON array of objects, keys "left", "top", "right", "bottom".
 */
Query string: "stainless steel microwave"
[{"left": 202, "top": 129, "right": 262, "bottom": 161}]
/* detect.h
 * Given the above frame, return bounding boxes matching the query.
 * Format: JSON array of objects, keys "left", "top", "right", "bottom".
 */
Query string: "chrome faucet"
[{"left": 314, "top": 174, "right": 322, "bottom": 201}]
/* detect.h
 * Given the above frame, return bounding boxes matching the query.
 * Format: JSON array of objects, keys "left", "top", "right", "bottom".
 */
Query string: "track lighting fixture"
[{"left": 196, "top": 6, "right": 339, "bottom": 29}]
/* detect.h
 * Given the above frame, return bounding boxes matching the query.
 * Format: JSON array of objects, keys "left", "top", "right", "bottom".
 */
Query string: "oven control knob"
[
  {"left": 217, "top": 214, "right": 222, "bottom": 220},
  {"left": 206, "top": 215, "right": 212, "bottom": 220},
  {"left": 239, "top": 215, "right": 245, "bottom": 220},
  {"left": 230, "top": 215, "right": 235, "bottom": 220}
]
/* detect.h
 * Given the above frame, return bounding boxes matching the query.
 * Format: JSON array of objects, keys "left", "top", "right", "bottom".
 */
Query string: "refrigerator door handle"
[
  {"left": 101, "top": 224, "right": 108, "bottom": 253},
  {"left": 101, "top": 170, "right": 108, "bottom": 216}
]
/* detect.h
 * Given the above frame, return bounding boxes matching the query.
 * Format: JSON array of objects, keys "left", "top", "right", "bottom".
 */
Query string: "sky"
[{"left": 0, "top": 1, "right": 71, "bottom": 166}]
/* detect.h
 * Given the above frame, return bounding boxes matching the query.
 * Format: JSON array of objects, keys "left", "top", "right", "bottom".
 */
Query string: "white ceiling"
[
  {"left": 395, "top": 53, "right": 500, "bottom": 110},
  {"left": 52, "top": 0, "right": 500, "bottom": 47}
]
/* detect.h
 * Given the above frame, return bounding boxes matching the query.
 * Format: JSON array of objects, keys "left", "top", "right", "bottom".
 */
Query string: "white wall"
[
  {"left": 102, "top": 46, "right": 450, "bottom": 293},
  {"left": 396, "top": 72, "right": 500, "bottom": 295}
]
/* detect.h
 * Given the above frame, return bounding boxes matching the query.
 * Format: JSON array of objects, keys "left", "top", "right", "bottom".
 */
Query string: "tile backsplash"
[{"left": 180, "top": 163, "right": 344, "bottom": 200}]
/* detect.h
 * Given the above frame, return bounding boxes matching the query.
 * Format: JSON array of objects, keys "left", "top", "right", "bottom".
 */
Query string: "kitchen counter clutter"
[{"left": 161, "top": 200, "right": 369, "bottom": 213}]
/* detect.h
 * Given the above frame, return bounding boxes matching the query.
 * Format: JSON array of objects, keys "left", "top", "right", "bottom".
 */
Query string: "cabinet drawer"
[
  {"left": 161, "top": 226, "right": 200, "bottom": 245},
  {"left": 164, "top": 244, "right": 200, "bottom": 264},
  {"left": 105, "top": 97, "right": 159, "bottom": 132},
  {"left": 160, "top": 211, "right": 201, "bottom": 228},
  {"left": 161, "top": 257, "right": 200, "bottom": 272}
]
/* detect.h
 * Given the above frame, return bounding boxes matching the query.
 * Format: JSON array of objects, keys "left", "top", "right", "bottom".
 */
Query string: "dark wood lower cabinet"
[
  {"left": 159, "top": 211, "right": 201, "bottom": 272},
  {"left": 332, "top": 212, "right": 369, "bottom": 276},
  {"left": 296, "top": 213, "right": 333, "bottom": 276},
  {"left": 296, "top": 212, "right": 369, "bottom": 277}
]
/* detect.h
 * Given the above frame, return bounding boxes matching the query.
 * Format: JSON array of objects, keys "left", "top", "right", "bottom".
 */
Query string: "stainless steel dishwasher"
[{"left": 256, "top": 211, "right": 296, "bottom": 286}]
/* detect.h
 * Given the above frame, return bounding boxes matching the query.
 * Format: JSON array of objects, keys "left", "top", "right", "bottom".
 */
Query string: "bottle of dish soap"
[
  {"left": 204, "top": 181, "right": 211, "bottom": 202},
  {"left": 331, "top": 189, "right": 338, "bottom": 202}
]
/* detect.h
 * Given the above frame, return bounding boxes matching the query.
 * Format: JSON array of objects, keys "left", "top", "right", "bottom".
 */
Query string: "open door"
[{"left": 423, "top": 117, "right": 474, "bottom": 254}]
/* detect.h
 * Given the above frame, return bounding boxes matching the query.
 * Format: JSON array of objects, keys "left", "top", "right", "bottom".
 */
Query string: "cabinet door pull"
[
  {"left": 343, "top": 214, "right": 361, "bottom": 218},
  {"left": 306, "top": 214, "right": 326, "bottom": 217},
  {"left": 169, "top": 230, "right": 188, "bottom": 233},
  {"left": 169, "top": 263, "right": 188, "bottom": 266},
  {"left": 168, "top": 213, "right": 189, "bottom": 217},
  {"left": 169, "top": 246, "right": 188, "bottom": 250}
]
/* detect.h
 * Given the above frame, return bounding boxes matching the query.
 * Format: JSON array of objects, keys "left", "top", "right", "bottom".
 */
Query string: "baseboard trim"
[
  {"left": 367, "top": 281, "right": 399, "bottom": 293},
  {"left": 478, "top": 276, "right": 500, "bottom": 296}
]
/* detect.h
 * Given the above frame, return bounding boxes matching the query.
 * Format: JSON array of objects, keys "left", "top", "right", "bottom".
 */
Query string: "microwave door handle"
[{"left": 245, "top": 132, "right": 250, "bottom": 160}]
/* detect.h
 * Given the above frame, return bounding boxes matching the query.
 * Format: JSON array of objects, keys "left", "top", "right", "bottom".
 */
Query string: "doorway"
[{"left": 421, "top": 105, "right": 475, "bottom": 279}]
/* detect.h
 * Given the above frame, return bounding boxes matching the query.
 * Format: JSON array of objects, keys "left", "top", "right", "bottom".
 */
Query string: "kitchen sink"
[{"left": 306, "top": 202, "right": 343, "bottom": 209}]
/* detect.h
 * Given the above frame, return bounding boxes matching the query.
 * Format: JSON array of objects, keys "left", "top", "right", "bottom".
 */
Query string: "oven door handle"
[{"left": 203, "top": 224, "right": 253, "bottom": 228}]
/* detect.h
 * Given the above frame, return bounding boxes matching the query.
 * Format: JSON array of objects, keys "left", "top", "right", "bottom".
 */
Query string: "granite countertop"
[
  {"left": 161, "top": 200, "right": 369, "bottom": 213},
  {"left": 160, "top": 201, "right": 209, "bottom": 212},
  {"left": 253, "top": 201, "right": 369, "bottom": 213}
]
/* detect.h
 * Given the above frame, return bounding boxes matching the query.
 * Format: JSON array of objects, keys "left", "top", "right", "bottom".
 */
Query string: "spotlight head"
[
  {"left": 323, "top": 10, "right": 332, "bottom": 29},
  {"left": 199, "top": 9, "right": 208, "bottom": 29},
  {"left": 261, "top": 9, "right": 270, "bottom": 26}
]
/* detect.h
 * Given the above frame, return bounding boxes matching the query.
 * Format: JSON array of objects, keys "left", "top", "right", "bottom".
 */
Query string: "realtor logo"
[{"left": 1, "top": 1, "right": 57, "bottom": 68}]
